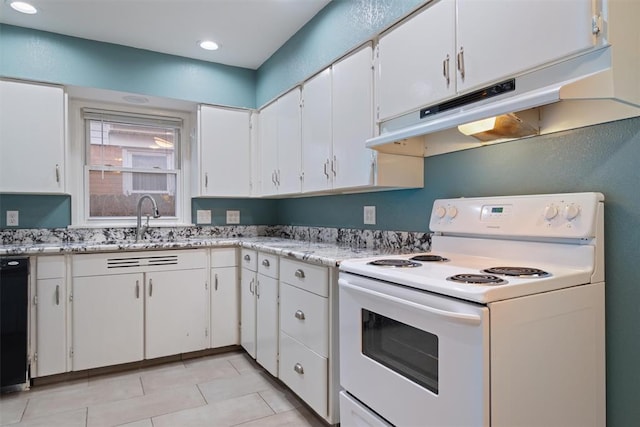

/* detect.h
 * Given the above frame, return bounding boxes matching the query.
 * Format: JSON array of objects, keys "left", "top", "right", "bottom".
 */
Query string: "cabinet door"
[
  {"left": 256, "top": 273, "right": 279, "bottom": 377},
  {"left": 211, "top": 266, "right": 239, "bottom": 348},
  {"left": 276, "top": 88, "right": 302, "bottom": 195},
  {"left": 145, "top": 269, "right": 208, "bottom": 359},
  {"left": 456, "top": 0, "right": 594, "bottom": 92},
  {"left": 377, "top": 0, "right": 456, "bottom": 120},
  {"left": 301, "top": 69, "right": 333, "bottom": 193},
  {"left": 35, "top": 278, "right": 67, "bottom": 377},
  {"left": 332, "top": 44, "right": 375, "bottom": 189},
  {"left": 259, "top": 102, "right": 279, "bottom": 196},
  {"left": 240, "top": 268, "right": 257, "bottom": 358},
  {"left": 0, "top": 80, "right": 65, "bottom": 193},
  {"left": 72, "top": 273, "right": 144, "bottom": 371},
  {"left": 198, "top": 106, "right": 252, "bottom": 197}
]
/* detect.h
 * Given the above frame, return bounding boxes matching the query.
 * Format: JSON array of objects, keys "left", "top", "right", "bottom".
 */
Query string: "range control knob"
[
  {"left": 446, "top": 206, "right": 458, "bottom": 219},
  {"left": 544, "top": 204, "right": 559, "bottom": 220},
  {"left": 564, "top": 204, "right": 580, "bottom": 220},
  {"left": 435, "top": 205, "right": 447, "bottom": 218}
]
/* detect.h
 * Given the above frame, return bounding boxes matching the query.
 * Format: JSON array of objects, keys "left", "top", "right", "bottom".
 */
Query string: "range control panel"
[{"left": 430, "top": 192, "right": 604, "bottom": 239}]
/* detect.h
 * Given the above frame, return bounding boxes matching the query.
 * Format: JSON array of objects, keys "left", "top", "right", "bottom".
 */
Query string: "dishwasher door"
[{"left": 1, "top": 257, "right": 29, "bottom": 391}]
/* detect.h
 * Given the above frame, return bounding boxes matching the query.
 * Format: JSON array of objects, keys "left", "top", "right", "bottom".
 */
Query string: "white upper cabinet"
[
  {"left": 302, "top": 44, "right": 423, "bottom": 193},
  {"left": 0, "top": 79, "right": 66, "bottom": 193},
  {"left": 197, "top": 105, "right": 252, "bottom": 197},
  {"left": 377, "top": 0, "right": 596, "bottom": 121},
  {"left": 259, "top": 88, "right": 302, "bottom": 197}
]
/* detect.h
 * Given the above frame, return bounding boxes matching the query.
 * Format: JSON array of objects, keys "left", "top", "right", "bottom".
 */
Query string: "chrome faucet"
[{"left": 136, "top": 194, "right": 161, "bottom": 242}]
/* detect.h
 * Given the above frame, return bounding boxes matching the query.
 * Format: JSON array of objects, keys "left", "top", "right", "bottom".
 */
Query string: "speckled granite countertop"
[{"left": 0, "top": 237, "right": 415, "bottom": 267}]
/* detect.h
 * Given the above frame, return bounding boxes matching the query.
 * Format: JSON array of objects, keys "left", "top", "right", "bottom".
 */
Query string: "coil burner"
[
  {"left": 482, "top": 267, "right": 551, "bottom": 278},
  {"left": 410, "top": 254, "right": 449, "bottom": 262},
  {"left": 446, "top": 274, "right": 507, "bottom": 285},
  {"left": 367, "top": 259, "right": 422, "bottom": 268}
]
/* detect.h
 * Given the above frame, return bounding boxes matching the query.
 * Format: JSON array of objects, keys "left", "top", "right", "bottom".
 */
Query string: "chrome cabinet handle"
[
  {"left": 294, "top": 363, "right": 304, "bottom": 375},
  {"left": 262, "top": 259, "right": 270, "bottom": 267},
  {"left": 443, "top": 54, "right": 450, "bottom": 86},
  {"left": 149, "top": 279, "right": 153, "bottom": 297},
  {"left": 136, "top": 280, "right": 140, "bottom": 299},
  {"left": 295, "top": 310, "right": 305, "bottom": 320},
  {"left": 55, "top": 164, "right": 60, "bottom": 183},
  {"left": 323, "top": 160, "right": 330, "bottom": 178},
  {"left": 271, "top": 171, "right": 276, "bottom": 185},
  {"left": 255, "top": 281, "right": 260, "bottom": 298},
  {"left": 205, "top": 172, "right": 208, "bottom": 188},
  {"left": 244, "top": 254, "right": 251, "bottom": 261},
  {"left": 457, "top": 46, "right": 465, "bottom": 80},
  {"left": 331, "top": 155, "right": 337, "bottom": 177},
  {"left": 55, "top": 285, "right": 60, "bottom": 305},
  {"left": 294, "top": 269, "right": 305, "bottom": 279},
  {"left": 249, "top": 278, "right": 254, "bottom": 295},
  {"left": 214, "top": 273, "right": 218, "bottom": 290}
]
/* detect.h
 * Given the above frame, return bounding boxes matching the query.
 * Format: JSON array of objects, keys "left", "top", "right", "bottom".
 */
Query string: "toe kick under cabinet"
[
  {"left": 70, "top": 249, "right": 208, "bottom": 371},
  {"left": 278, "top": 258, "right": 340, "bottom": 424}
]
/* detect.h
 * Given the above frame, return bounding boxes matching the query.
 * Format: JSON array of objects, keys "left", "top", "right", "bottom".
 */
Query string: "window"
[{"left": 83, "top": 109, "right": 182, "bottom": 220}]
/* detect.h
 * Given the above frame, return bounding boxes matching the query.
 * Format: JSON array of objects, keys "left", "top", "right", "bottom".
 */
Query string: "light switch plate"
[
  {"left": 226, "top": 210, "right": 240, "bottom": 224},
  {"left": 364, "top": 206, "right": 376, "bottom": 225},
  {"left": 196, "top": 209, "right": 212, "bottom": 224},
  {"left": 6, "top": 210, "right": 19, "bottom": 226}
]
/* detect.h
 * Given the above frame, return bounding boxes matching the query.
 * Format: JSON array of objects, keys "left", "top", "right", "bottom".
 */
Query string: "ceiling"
[{"left": 0, "top": 0, "right": 332, "bottom": 70}]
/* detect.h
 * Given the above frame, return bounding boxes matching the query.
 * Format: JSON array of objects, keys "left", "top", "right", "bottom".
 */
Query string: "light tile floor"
[{"left": 0, "top": 350, "right": 326, "bottom": 427}]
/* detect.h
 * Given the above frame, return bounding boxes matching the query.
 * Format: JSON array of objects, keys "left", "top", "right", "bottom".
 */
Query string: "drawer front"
[
  {"left": 240, "top": 249, "right": 257, "bottom": 271},
  {"left": 37, "top": 255, "right": 65, "bottom": 279},
  {"left": 279, "top": 332, "right": 328, "bottom": 418},
  {"left": 339, "top": 391, "right": 393, "bottom": 427},
  {"left": 211, "top": 248, "right": 237, "bottom": 268},
  {"left": 280, "top": 258, "right": 328, "bottom": 297},
  {"left": 280, "top": 283, "right": 328, "bottom": 357},
  {"left": 258, "top": 252, "right": 279, "bottom": 278}
]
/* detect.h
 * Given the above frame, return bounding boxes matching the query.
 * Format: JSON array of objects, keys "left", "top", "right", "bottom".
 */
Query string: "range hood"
[{"left": 368, "top": 43, "right": 640, "bottom": 157}]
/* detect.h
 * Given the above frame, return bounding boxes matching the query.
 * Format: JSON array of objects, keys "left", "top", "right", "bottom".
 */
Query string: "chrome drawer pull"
[
  {"left": 294, "top": 310, "right": 305, "bottom": 320},
  {"left": 214, "top": 273, "right": 219, "bottom": 291},
  {"left": 294, "top": 269, "right": 305, "bottom": 279},
  {"left": 294, "top": 363, "right": 304, "bottom": 375},
  {"left": 244, "top": 254, "right": 251, "bottom": 261},
  {"left": 262, "top": 259, "right": 270, "bottom": 267}
]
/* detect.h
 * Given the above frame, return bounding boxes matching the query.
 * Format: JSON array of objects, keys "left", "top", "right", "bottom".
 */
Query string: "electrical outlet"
[
  {"left": 364, "top": 206, "right": 376, "bottom": 225},
  {"left": 196, "top": 209, "right": 211, "bottom": 224},
  {"left": 226, "top": 210, "right": 240, "bottom": 224},
  {"left": 6, "top": 210, "right": 19, "bottom": 226}
]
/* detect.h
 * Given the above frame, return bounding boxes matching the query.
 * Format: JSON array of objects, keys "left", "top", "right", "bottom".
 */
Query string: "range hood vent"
[{"left": 368, "top": 42, "right": 640, "bottom": 157}]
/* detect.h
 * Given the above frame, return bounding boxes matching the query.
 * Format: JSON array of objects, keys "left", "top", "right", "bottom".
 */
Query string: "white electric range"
[{"left": 338, "top": 192, "right": 606, "bottom": 427}]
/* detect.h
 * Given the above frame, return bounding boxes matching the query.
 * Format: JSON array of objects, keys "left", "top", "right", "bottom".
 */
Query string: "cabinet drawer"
[
  {"left": 280, "top": 258, "right": 328, "bottom": 297},
  {"left": 340, "top": 391, "right": 392, "bottom": 427},
  {"left": 211, "top": 248, "right": 237, "bottom": 268},
  {"left": 240, "top": 249, "right": 257, "bottom": 271},
  {"left": 258, "top": 252, "right": 279, "bottom": 278},
  {"left": 37, "top": 256, "right": 65, "bottom": 279},
  {"left": 280, "top": 283, "right": 328, "bottom": 357},
  {"left": 279, "top": 332, "right": 328, "bottom": 417}
]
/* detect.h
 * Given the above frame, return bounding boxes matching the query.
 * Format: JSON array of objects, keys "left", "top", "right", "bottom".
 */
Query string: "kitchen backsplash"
[{"left": 1, "top": 225, "right": 431, "bottom": 252}]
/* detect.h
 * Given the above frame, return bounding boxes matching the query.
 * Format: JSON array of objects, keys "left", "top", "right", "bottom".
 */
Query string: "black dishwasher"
[{"left": 1, "top": 257, "right": 29, "bottom": 391}]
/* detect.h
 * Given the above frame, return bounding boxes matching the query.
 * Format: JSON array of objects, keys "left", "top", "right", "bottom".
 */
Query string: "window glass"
[{"left": 84, "top": 112, "right": 181, "bottom": 219}]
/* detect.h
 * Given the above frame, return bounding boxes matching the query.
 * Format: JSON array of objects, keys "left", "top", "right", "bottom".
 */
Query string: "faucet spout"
[{"left": 136, "top": 194, "right": 161, "bottom": 242}]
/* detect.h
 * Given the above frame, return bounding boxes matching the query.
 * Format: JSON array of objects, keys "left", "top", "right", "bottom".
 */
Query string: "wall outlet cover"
[
  {"left": 226, "top": 210, "right": 240, "bottom": 224},
  {"left": 6, "top": 210, "right": 19, "bottom": 226},
  {"left": 364, "top": 206, "right": 376, "bottom": 225},
  {"left": 196, "top": 209, "right": 212, "bottom": 224}
]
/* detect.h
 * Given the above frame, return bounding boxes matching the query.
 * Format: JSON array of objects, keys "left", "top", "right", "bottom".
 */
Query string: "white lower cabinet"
[
  {"left": 71, "top": 250, "right": 208, "bottom": 371},
  {"left": 240, "top": 249, "right": 258, "bottom": 358},
  {"left": 33, "top": 256, "right": 69, "bottom": 377},
  {"left": 211, "top": 248, "right": 240, "bottom": 348}
]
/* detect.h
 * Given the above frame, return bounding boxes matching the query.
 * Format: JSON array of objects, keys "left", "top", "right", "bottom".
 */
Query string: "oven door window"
[{"left": 362, "top": 309, "right": 439, "bottom": 394}]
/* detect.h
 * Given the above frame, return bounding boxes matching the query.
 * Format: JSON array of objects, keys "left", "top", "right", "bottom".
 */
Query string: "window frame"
[{"left": 68, "top": 98, "right": 194, "bottom": 228}]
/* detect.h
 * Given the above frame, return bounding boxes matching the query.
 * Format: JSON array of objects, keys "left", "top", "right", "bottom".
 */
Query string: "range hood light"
[{"left": 457, "top": 113, "right": 539, "bottom": 142}]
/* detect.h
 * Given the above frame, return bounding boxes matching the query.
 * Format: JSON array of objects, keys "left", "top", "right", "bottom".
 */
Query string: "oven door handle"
[{"left": 341, "top": 281, "right": 482, "bottom": 326}]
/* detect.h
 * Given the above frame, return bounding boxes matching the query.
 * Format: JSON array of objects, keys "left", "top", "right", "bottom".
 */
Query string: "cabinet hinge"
[
  {"left": 69, "top": 292, "right": 73, "bottom": 302},
  {"left": 205, "top": 281, "right": 208, "bottom": 290},
  {"left": 69, "top": 348, "right": 74, "bottom": 358},
  {"left": 34, "top": 352, "right": 38, "bottom": 362},
  {"left": 592, "top": 14, "right": 602, "bottom": 35},
  {"left": 205, "top": 328, "right": 209, "bottom": 337},
  {"left": 33, "top": 295, "right": 38, "bottom": 305}
]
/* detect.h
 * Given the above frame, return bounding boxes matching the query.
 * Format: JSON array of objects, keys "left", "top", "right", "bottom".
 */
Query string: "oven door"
[{"left": 339, "top": 272, "right": 490, "bottom": 427}]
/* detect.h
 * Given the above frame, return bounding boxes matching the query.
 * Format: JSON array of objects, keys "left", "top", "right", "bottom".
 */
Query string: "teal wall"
[
  {"left": 0, "top": 194, "right": 70, "bottom": 228},
  {"left": 1, "top": 1, "right": 639, "bottom": 424},
  {"left": 0, "top": 24, "right": 256, "bottom": 108}
]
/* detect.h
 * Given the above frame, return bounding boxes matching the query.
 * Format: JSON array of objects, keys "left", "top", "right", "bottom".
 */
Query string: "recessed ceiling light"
[
  {"left": 199, "top": 40, "right": 219, "bottom": 51},
  {"left": 8, "top": 1, "right": 38, "bottom": 14}
]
